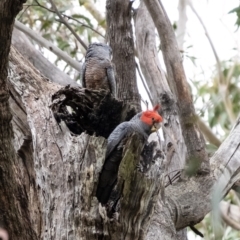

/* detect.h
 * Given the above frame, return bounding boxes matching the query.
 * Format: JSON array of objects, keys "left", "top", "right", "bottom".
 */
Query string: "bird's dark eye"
[{"left": 152, "top": 117, "right": 154, "bottom": 121}]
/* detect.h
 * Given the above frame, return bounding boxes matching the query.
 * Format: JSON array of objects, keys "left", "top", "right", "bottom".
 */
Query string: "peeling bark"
[
  {"left": 8, "top": 47, "right": 165, "bottom": 239},
  {"left": 51, "top": 87, "right": 136, "bottom": 138},
  {"left": 0, "top": 0, "right": 37, "bottom": 239}
]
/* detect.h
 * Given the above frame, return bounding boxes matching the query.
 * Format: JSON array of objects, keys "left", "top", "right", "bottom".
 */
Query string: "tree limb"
[
  {"left": 14, "top": 20, "right": 82, "bottom": 73},
  {"left": 197, "top": 116, "right": 221, "bottom": 147},
  {"left": 106, "top": 0, "right": 141, "bottom": 111},
  {"left": 220, "top": 201, "right": 240, "bottom": 230},
  {"left": 80, "top": 0, "right": 106, "bottom": 29},
  {"left": 143, "top": 0, "right": 209, "bottom": 175},
  {"left": 49, "top": 0, "right": 87, "bottom": 50},
  {"left": 134, "top": 1, "right": 186, "bottom": 179},
  {"left": 12, "top": 28, "right": 79, "bottom": 87},
  {"left": 144, "top": 115, "right": 240, "bottom": 239}
]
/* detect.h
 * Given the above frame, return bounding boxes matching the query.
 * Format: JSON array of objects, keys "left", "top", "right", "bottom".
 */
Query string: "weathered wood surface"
[
  {"left": 8, "top": 47, "right": 165, "bottom": 239},
  {"left": 51, "top": 87, "right": 136, "bottom": 138},
  {"left": 7, "top": 33, "right": 240, "bottom": 240},
  {"left": 0, "top": 0, "right": 37, "bottom": 239}
]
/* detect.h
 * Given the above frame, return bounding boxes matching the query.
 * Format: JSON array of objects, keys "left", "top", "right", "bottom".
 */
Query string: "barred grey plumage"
[
  {"left": 81, "top": 43, "right": 116, "bottom": 97},
  {"left": 96, "top": 107, "right": 163, "bottom": 204}
]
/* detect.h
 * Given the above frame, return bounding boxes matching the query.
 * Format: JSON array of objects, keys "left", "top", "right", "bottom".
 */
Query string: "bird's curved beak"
[{"left": 151, "top": 122, "right": 161, "bottom": 132}]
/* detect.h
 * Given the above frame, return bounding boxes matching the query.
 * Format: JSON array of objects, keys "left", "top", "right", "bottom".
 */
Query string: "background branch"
[
  {"left": 12, "top": 28, "right": 79, "bottom": 87},
  {"left": 49, "top": 0, "right": 87, "bottom": 50},
  {"left": 176, "top": 0, "right": 188, "bottom": 50},
  {"left": 80, "top": 0, "right": 106, "bottom": 29},
  {"left": 143, "top": 0, "right": 209, "bottom": 174},
  {"left": 33, "top": 0, "right": 104, "bottom": 38},
  {"left": 197, "top": 116, "right": 221, "bottom": 147},
  {"left": 188, "top": 0, "right": 236, "bottom": 125},
  {"left": 14, "top": 20, "right": 82, "bottom": 74}
]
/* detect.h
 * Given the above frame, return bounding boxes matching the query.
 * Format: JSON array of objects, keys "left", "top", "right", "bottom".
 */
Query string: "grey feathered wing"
[
  {"left": 97, "top": 122, "right": 131, "bottom": 204},
  {"left": 81, "top": 62, "right": 86, "bottom": 88},
  {"left": 106, "top": 66, "right": 116, "bottom": 97}
]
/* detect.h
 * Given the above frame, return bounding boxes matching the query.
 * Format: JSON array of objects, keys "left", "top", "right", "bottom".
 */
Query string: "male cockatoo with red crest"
[{"left": 96, "top": 105, "right": 163, "bottom": 204}]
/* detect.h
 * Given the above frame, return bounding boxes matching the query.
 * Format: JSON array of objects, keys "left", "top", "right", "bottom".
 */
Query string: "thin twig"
[
  {"left": 135, "top": 61, "right": 153, "bottom": 105},
  {"left": 14, "top": 20, "right": 81, "bottom": 72},
  {"left": 34, "top": 0, "right": 104, "bottom": 38},
  {"left": 197, "top": 116, "right": 221, "bottom": 147},
  {"left": 220, "top": 202, "right": 240, "bottom": 230},
  {"left": 18, "top": 5, "right": 32, "bottom": 20},
  {"left": 187, "top": 0, "right": 224, "bottom": 84},
  {"left": 188, "top": 0, "right": 236, "bottom": 125},
  {"left": 49, "top": 0, "right": 87, "bottom": 50}
]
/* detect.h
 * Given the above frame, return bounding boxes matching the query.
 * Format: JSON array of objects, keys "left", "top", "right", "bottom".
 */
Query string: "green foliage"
[
  {"left": 18, "top": 0, "right": 105, "bottom": 80},
  {"left": 191, "top": 213, "right": 240, "bottom": 240},
  {"left": 229, "top": 6, "right": 240, "bottom": 29},
  {"left": 193, "top": 60, "right": 240, "bottom": 138},
  {"left": 190, "top": 191, "right": 240, "bottom": 240}
]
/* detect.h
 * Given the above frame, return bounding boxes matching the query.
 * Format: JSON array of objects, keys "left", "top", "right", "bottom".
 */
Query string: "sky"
[
  {"left": 142, "top": 0, "right": 239, "bottom": 92},
  {"left": 133, "top": 0, "right": 240, "bottom": 139},
  {"left": 164, "top": 0, "right": 240, "bottom": 76}
]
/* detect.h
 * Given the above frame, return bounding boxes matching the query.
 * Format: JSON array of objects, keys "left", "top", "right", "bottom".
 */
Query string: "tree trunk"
[
  {"left": 106, "top": 0, "right": 141, "bottom": 112},
  {"left": 8, "top": 45, "right": 240, "bottom": 239},
  {"left": 2, "top": 1, "right": 240, "bottom": 239},
  {"left": 0, "top": 0, "right": 37, "bottom": 239},
  {"left": 143, "top": 0, "right": 209, "bottom": 175}
]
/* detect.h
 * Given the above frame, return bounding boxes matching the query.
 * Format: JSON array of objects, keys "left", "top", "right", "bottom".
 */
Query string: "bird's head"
[
  {"left": 86, "top": 42, "right": 112, "bottom": 60},
  {"left": 140, "top": 105, "right": 163, "bottom": 132}
]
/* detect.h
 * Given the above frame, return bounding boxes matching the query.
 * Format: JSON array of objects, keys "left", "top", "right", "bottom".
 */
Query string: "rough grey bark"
[
  {"left": 0, "top": 0, "right": 37, "bottom": 239},
  {"left": 8, "top": 47, "right": 163, "bottom": 239},
  {"left": 9, "top": 47, "right": 103, "bottom": 239},
  {"left": 106, "top": 0, "right": 141, "bottom": 111},
  {"left": 3, "top": 1, "right": 240, "bottom": 240},
  {"left": 9, "top": 46, "right": 240, "bottom": 240}
]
